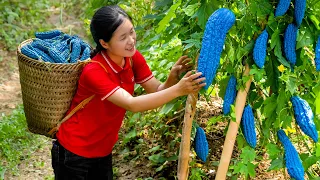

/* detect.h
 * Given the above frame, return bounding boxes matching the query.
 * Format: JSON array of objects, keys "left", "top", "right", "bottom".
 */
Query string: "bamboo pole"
[
  {"left": 177, "top": 54, "right": 199, "bottom": 180},
  {"left": 177, "top": 91, "right": 199, "bottom": 180},
  {"left": 215, "top": 64, "right": 252, "bottom": 180}
]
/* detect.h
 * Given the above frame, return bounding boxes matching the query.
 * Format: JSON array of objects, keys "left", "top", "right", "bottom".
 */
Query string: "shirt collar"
[{"left": 101, "top": 51, "right": 129, "bottom": 73}]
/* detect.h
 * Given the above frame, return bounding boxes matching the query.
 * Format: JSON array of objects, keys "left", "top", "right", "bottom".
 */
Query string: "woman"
[{"left": 51, "top": 5, "right": 205, "bottom": 179}]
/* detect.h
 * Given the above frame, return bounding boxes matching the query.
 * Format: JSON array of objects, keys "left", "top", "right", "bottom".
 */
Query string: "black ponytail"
[{"left": 90, "top": 5, "right": 133, "bottom": 58}]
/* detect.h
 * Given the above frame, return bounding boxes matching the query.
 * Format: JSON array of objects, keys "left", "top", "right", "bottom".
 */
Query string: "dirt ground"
[
  {"left": 0, "top": 6, "right": 293, "bottom": 180},
  {"left": 0, "top": 46, "right": 21, "bottom": 117}
]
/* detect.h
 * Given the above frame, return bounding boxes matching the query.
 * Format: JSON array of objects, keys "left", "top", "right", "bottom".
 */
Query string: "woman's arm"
[
  {"left": 139, "top": 77, "right": 173, "bottom": 94},
  {"left": 107, "top": 71, "right": 205, "bottom": 112},
  {"left": 141, "top": 56, "right": 193, "bottom": 93}
]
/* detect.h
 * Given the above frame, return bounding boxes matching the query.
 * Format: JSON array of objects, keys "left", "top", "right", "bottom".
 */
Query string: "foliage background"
[{"left": 86, "top": 0, "right": 320, "bottom": 178}]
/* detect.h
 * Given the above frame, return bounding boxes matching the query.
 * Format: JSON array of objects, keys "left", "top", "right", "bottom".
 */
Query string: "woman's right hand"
[{"left": 175, "top": 71, "right": 206, "bottom": 96}]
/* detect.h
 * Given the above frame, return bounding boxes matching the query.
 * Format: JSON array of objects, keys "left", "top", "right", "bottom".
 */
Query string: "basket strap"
[
  {"left": 92, "top": 60, "right": 109, "bottom": 72},
  {"left": 63, "top": 94, "right": 95, "bottom": 125},
  {"left": 47, "top": 94, "right": 95, "bottom": 137}
]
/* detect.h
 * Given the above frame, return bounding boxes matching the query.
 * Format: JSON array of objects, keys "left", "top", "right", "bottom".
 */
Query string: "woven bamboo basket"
[{"left": 17, "top": 39, "right": 90, "bottom": 137}]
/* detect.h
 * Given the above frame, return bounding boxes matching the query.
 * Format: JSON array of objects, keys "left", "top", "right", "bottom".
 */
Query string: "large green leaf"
[
  {"left": 149, "top": 153, "right": 166, "bottom": 164},
  {"left": 156, "top": 0, "right": 181, "bottom": 33},
  {"left": 274, "top": 41, "right": 291, "bottom": 68},
  {"left": 240, "top": 146, "right": 256, "bottom": 162},
  {"left": 192, "top": 1, "right": 216, "bottom": 29},
  {"left": 314, "top": 84, "right": 320, "bottom": 114},
  {"left": 247, "top": 162, "right": 256, "bottom": 178},
  {"left": 250, "top": 0, "right": 273, "bottom": 18},
  {"left": 266, "top": 143, "right": 281, "bottom": 160},
  {"left": 276, "top": 89, "right": 289, "bottom": 114},
  {"left": 270, "top": 29, "right": 280, "bottom": 50},
  {"left": 160, "top": 99, "right": 177, "bottom": 115},
  {"left": 218, "top": 75, "right": 232, "bottom": 99},
  {"left": 123, "top": 129, "right": 137, "bottom": 144},
  {"left": 309, "top": 14, "right": 320, "bottom": 30},
  {"left": 317, "top": 142, "right": 320, "bottom": 157},
  {"left": 154, "top": 0, "right": 172, "bottom": 10},
  {"left": 250, "top": 66, "right": 265, "bottom": 82},
  {"left": 297, "top": 26, "right": 315, "bottom": 49},
  {"left": 182, "top": 3, "right": 200, "bottom": 17},
  {"left": 302, "top": 155, "right": 320, "bottom": 169},
  {"left": 268, "top": 156, "right": 284, "bottom": 171},
  {"left": 236, "top": 135, "right": 246, "bottom": 150},
  {"left": 263, "top": 95, "right": 277, "bottom": 129},
  {"left": 233, "top": 162, "right": 249, "bottom": 176},
  {"left": 265, "top": 55, "right": 280, "bottom": 94}
]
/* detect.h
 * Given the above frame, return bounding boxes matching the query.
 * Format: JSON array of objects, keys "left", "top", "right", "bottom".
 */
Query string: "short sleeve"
[
  {"left": 80, "top": 63, "right": 120, "bottom": 100},
  {"left": 132, "top": 50, "right": 153, "bottom": 84}
]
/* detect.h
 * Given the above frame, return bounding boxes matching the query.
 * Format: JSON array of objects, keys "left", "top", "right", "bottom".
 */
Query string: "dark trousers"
[{"left": 51, "top": 140, "right": 113, "bottom": 180}]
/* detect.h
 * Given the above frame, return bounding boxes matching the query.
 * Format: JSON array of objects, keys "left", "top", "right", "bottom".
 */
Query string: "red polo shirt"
[{"left": 56, "top": 50, "right": 153, "bottom": 158}]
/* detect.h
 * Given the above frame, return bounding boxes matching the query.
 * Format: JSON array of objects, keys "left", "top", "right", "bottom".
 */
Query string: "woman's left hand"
[{"left": 169, "top": 55, "right": 193, "bottom": 83}]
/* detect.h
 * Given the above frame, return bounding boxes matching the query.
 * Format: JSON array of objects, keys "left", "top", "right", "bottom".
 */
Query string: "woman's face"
[{"left": 106, "top": 18, "right": 136, "bottom": 58}]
